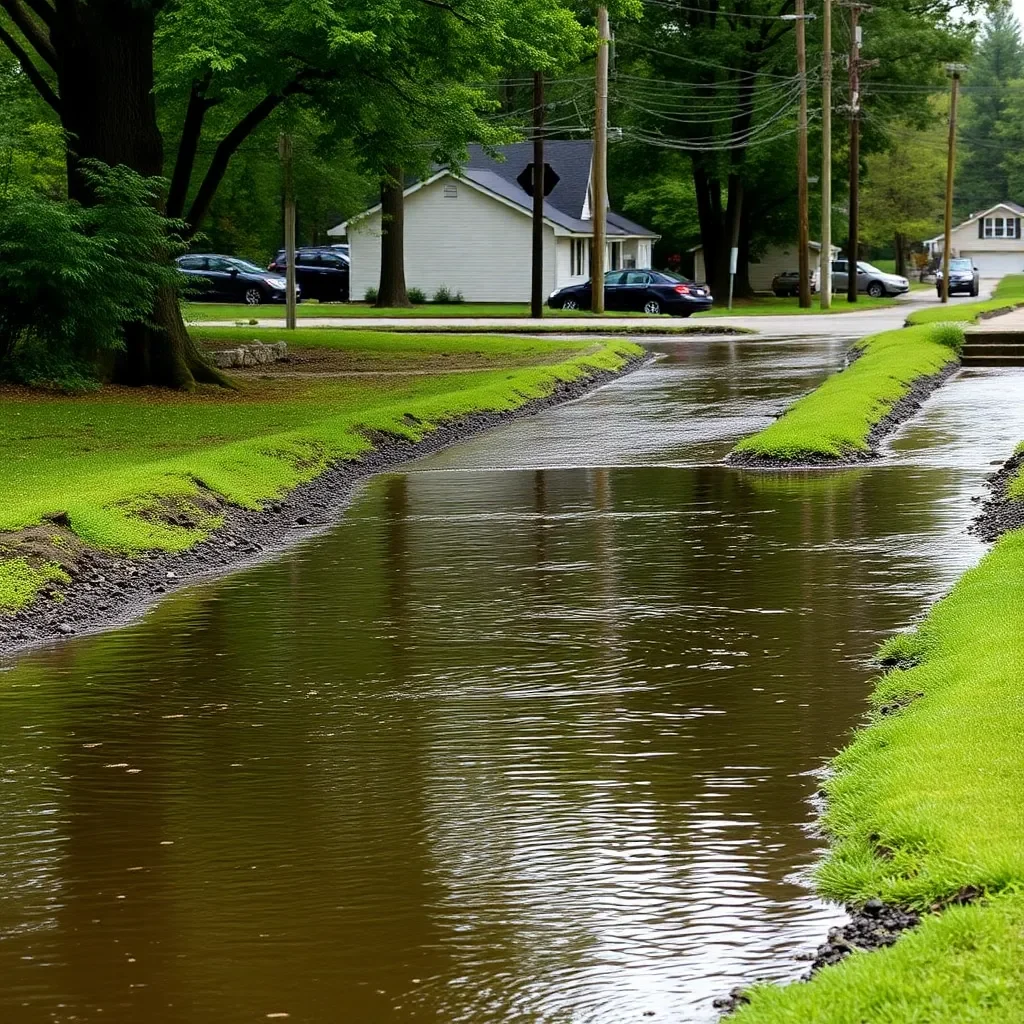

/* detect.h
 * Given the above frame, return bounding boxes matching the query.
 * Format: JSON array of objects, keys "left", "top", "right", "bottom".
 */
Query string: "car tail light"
[{"left": 674, "top": 284, "right": 691, "bottom": 295}]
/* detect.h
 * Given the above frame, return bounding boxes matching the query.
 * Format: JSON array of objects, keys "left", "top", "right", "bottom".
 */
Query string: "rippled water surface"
[{"left": 3, "top": 340, "right": 1022, "bottom": 1023}]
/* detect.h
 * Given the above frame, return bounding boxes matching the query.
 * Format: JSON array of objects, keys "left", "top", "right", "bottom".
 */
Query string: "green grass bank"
[
  {"left": 0, "top": 329, "right": 642, "bottom": 612},
  {"left": 733, "top": 521, "right": 1024, "bottom": 1022},
  {"left": 730, "top": 323, "right": 963, "bottom": 463},
  {"left": 905, "top": 274, "right": 1024, "bottom": 325}
]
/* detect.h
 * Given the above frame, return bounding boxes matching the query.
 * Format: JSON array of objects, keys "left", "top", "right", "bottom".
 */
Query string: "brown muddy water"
[{"left": 3, "top": 341, "right": 1024, "bottom": 1024}]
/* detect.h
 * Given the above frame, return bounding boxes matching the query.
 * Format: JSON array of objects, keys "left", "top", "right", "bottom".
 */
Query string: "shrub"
[
  {"left": 432, "top": 285, "right": 453, "bottom": 304},
  {"left": 407, "top": 287, "right": 427, "bottom": 304},
  {"left": 931, "top": 323, "right": 966, "bottom": 352},
  {"left": 0, "top": 161, "right": 185, "bottom": 389},
  {"left": 451, "top": 290, "right": 465, "bottom": 304},
  {"left": 364, "top": 286, "right": 379, "bottom": 303}
]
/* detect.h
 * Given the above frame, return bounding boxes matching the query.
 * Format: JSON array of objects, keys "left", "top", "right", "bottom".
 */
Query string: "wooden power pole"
[
  {"left": 531, "top": 70, "right": 545, "bottom": 319},
  {"left": 796, "top": 0, "right": 811, "bottom": 308},
  {"left": 941, "top": 65, "right": 964, "bottom": 304},
  {"left": 592, "top": 5, "right": 610, "bottom": 314},
  {"left": 820, "top": 0, "right": 833, "bottom": 309},
  {"left": 279, "top": 133, "right": 297, "bottom": 330},
  {"left": 846, "top": 5, "right": 862, "bottom": 304}
]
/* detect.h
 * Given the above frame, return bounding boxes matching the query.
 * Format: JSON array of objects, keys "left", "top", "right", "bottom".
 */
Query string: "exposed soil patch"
[
  {"left": 728, "top": 360, "right": 960, "bottom": 470},
  {"left": 970, "top": 449, "right": 1024, "bottom": 542},
  {"left": 0, "top": 355, "right": 649, "bottom": 659}
]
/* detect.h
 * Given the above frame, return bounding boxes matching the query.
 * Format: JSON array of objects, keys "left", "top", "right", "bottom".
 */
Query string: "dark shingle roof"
[{"left": 460, "top": 141, "right": 657, "bottom": 238}]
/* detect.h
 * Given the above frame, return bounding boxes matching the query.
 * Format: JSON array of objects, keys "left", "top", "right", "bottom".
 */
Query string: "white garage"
[
  {"left": 959, "top": 250, "right": 1024, "bottom": 278},
  {"left": 924, "top": 202, "right": 1024, "bottom": 280}
]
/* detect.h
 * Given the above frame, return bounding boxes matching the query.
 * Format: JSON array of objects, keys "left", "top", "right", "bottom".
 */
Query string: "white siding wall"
[
  {"left": 348, "top": 174, "right": 558, "bottom": 302},
  {"left": 693, "top": 244, "right": 821, "bottom": 289},
  {"left": 748, "top": 245, "right": 821, "bottom": 291}
]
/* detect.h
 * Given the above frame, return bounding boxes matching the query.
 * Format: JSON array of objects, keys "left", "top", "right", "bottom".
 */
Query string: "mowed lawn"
[
  {"left": 183, "top": 293, "right": 900, "bottom": 324},
  {"left": 0, "top": 329, "right": 640, "bottom": 573}
]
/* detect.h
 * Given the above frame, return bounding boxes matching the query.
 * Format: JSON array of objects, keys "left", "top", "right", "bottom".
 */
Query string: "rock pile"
[{"left": 210, "top": 341, "right": 288, "bottom": 369}]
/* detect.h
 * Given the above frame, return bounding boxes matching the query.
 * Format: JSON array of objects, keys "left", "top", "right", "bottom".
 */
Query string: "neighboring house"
[
  {"left": 689, "top": 241, "right": 838, "bottom": 291},
  {"left": 328, "top": 141, "right": 659, "bottom": 303},
  {"left": 923, "top": 203, "right": 1024, "bottom": 278}
]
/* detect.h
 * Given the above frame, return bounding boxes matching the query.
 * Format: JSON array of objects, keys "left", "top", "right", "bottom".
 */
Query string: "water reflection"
[{"left": 2, "top": 345, "right": 1021, "bottom": 1023}]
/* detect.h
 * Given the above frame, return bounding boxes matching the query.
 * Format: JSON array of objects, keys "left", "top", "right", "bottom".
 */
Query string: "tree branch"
[
  {"left": 0, "top": 22, "right": 59, "bottom": 112},
  {"left": 183, "top": 91, "right": 289, "bottom": 234},
  {"left": 416, "top": 0, "right": 476, "bottom": 25},
  {"left": 21, "top": 0, "right": 54, "bottom": 29},
  {"left": 0, "top": 0, "right": 58, "bottom": 69},
  {"left": 166, "top": 73, "right": 216, "bottom": 220}
]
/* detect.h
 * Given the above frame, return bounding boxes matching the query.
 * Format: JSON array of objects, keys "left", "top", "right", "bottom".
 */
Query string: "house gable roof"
[
  {"left": 329, "top": 141, "right": 658, "bottom": 239},
  {"left": 924, "top": 202, "right": 1024, "bottom": 243}
]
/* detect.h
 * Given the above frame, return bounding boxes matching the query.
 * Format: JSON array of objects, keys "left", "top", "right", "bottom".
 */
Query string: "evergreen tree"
[{"left": 957, "top": 8, "right": 1024, "bottom": 217}]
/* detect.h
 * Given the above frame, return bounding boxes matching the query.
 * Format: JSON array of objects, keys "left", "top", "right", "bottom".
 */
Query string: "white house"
[
  {"left": 923, "top": 202, "right": 1024, "bottom": 278},
  {"left": 329, "top": 142, "right": 659, "bottom": 303},
  {"left": 689, "top": 241, "right": 838, "bottom": 291}
]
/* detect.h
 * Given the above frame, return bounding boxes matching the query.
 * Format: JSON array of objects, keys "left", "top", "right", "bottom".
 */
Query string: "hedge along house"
[
  {"left": 328, "top": 141, "right": 659, "bottom": 302},
  {"left": 923, "top": 202, "right": 1024, "bottom": 278}
]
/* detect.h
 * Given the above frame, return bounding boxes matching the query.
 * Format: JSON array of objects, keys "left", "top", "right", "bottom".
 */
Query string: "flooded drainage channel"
[{"left": 3, "top": 338, "right": 1024, "bottom": 1023}]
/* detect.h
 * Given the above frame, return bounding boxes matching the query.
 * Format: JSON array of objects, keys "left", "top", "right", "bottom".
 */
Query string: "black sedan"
[
  {"left": 548, "top": 270, "right": 712, "bottom": 316},
  {"left": 935, "top": 258, "right": 980, "bottom": 297},
  {"left": 177, "top": 254, "right": 299, "bottom": 305}
]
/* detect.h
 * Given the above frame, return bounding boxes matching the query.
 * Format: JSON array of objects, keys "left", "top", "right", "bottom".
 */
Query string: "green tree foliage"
[
  {"left": 860, "top": 120, "right": 946, "bottom": 273},
  {"left": 0, "top": 0, "right": 589, "bottom": 387},
  {"left": 611, "top": 0, "right": 969, "bottom": 294},
  {"left": 957, "top": 8, "right": 1023, "bottom": 216},
  {"left": 0, "top": 163, "right": 184, "bottom": 388}
]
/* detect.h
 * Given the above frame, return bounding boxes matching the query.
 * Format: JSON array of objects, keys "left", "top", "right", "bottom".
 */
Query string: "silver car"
[{"left": 831, "top": 260, "right": 910, "bottom": 298}]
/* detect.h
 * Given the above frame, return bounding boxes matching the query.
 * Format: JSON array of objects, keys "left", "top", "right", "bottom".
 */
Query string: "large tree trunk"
[
  {"left": 53, "top": 0, "right": 224, "bottom": 389},
  {"left": 376, "top": 166, "right": 412, "bottom": 308},
  {"left": 894, "top": 232, "right": 907, "bottom": 278},
  {"left": 692, "top": 161, "right": 752, "bottom": 298}
]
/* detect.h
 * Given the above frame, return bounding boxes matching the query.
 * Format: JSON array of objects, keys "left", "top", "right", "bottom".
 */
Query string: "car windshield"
[
  {"left": 950, "top": 259, "right": 973, "bottom": 271},
  {"left": 856, "top": 262, "right": 885, "bottom": 275},
  {"left": 655, "top": 270, "right": 694, "bottom": 283},
  {"left": 227, "top": 258, "right": 268, "bottom": 275}
]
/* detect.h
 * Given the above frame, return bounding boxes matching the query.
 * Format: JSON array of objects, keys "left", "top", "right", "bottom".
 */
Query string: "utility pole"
[
  {"left": 820, "top": 0, "right": 833, "bottom": 309},
  {"left": 795, "top": 0, "right": 811, "bottom": 308},
  {"left": 941, "top": 65, "right": 965, "bottom": 304},
  {"left": 531, "top": 70, "right": 545, "bottom": 319},
  {"left": 846, "top": 5, "right": 862, "bottom": 304},
  {"left": 279, "top": 133, "right": 297, "bottom": 330},
  {"left": 592, "top": 5, "right": 610, "bottom": 314}
]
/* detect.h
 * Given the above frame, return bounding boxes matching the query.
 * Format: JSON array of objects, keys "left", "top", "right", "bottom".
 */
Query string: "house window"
[
  {"left": 571, "top": 238, "right": 587, "bottom": 276},
  {"left": 443, "top": 183, "right": 458, "bottom": 198},
  {"left": 983, "top": 215, "right": 1021, "bottom": 238}
]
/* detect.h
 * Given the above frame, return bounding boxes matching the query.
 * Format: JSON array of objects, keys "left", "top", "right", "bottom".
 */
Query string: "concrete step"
[
  {"left": 962, "top": 330, "right": 1024, "bottom": 345},
  {"left": 961, "top": 354, "right": 1024, "bottom": 367},
  {"left": 962, "top": 343, "right": 1024, "bottom": 358}
]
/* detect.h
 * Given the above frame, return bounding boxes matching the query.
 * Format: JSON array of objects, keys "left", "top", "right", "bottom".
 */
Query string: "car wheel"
[
  {"left": 971, "top": 284, "right": 979, "bottom": 297},
  {"left": 644, "top": 299, "right": 662, "bottom": 314},
  {"left": 867, "top": 281, "right": 885, "bottom": 298},
  {"left": 561, "top": 298, "right": 580, "bottom": 310},
  {"left": 244, "top": 287, "right": 263, "bottom": 306}
]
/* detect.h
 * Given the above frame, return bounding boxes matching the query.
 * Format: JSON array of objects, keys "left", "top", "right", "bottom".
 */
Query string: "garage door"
[{"left": 960, "top": 251, "right": 1024, "bottom": 278}]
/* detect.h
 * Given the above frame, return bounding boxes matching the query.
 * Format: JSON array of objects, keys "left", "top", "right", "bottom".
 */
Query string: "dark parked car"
[
  {"left": 177, "top": 254, "right": 298, "bottom": 305},
  {"left": 548, "top": 269, "right": 712, "bottom": 316},
  {"left": 935, "top": 257, "right": 980, "bottom": 297},
  {"left": 771, "top": 269, "right": 819, "bottom": 297},
  {"left": 269, "top": 246, "right": 350, "bottom": 302}
]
